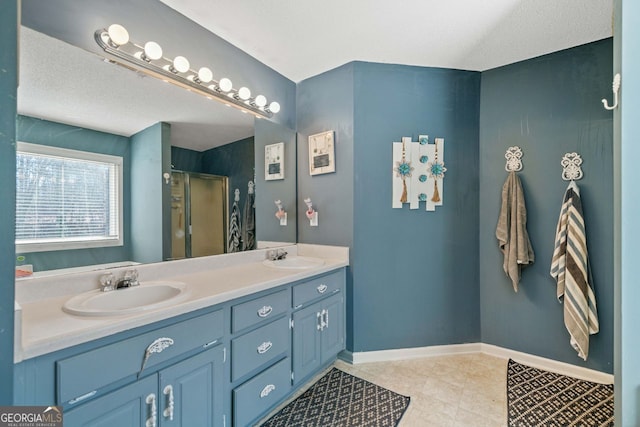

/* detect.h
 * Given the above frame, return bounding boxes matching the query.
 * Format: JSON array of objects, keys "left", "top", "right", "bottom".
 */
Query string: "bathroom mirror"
[{"left": 15, "top": 26, "right": 297, "bottom": 273}]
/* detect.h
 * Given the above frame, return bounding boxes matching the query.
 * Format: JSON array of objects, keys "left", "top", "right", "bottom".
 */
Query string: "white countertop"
[{"left": 15, "top": 244, "right": 349, "bottom": 363}]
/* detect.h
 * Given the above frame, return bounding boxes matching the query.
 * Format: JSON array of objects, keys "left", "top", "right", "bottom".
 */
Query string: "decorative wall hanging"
[
  {"left": 505, "top": 146, "right": 524, "bottom": 172},
  {"left": 561, "top": 152, "right": 583, "bottom": 181},
  {"left": 309, "top": 131, "right": 335, "bottom": 176},
  {"left": 392, "top": 134, "right": 445, "bottom": 211},
  {"left": 265, "top": 142, "right": 285, "bottom": 181}
]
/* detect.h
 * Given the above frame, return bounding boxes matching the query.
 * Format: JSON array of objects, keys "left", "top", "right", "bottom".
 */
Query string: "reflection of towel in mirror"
[
  {"left": 496, "top": 171, "right": 535, "bottom": 292},
  {"left": 228, "top": 198, "right": 242, "bottom": 253},
  {"left": 241, "top": 190, "right": 255, "bottom": 251},
  {"left": 550, "top": 181, "right": 598, "bottom": 361}
]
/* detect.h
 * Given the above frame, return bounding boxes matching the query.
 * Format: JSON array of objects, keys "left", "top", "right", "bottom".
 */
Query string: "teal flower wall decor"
[{"left": 395, "top": 160, "right": 414, "bottom": 178}]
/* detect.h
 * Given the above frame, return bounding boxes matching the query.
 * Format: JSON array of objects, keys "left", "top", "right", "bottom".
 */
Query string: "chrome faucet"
[
  {"left": 99, "top": 269, "right": 139, "bottom": 291},
  {"left": 116, "top": 269, "right": 140, "bottom": 289},
  {"left": 266, "top": 249, "right": 288, "bottom": 261}
]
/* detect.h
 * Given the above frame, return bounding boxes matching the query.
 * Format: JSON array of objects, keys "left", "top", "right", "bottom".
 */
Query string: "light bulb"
[
  {"left": 218, "top": 78, "right": 233, "bottom": 92},
  {"left": 197, "top": 67, "right": 213, "bottom": 83},
  {"left": 143, "top": 41, "right": 163, "bottom": 61},
  {"left": 107, "top": 24, "right": 129, "bottom": 46},
  {"left": 238, "top": 87, "right": 251, "bottom": 100},
  {"left": 172, "top": 56, "right": 190, "bottom": 73},
  {"left": 255, "top": 95, "right": 267, "bottom": 107},
  {"left": 268, "top": 101, "right": 281, "bottom": 113}
]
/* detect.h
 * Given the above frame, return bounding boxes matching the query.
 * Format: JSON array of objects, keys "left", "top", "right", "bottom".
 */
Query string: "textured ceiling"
[
  {"left": 18, "top": 1, "right": 613, "bottom": 152},
  {"left": 159, "top": 0, "right": 613, "bottom": 82}
]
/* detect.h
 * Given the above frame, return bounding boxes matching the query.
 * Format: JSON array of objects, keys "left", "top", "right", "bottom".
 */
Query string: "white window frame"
[{"left": 16, "top": 142, "right": 124, "bottom": 253}]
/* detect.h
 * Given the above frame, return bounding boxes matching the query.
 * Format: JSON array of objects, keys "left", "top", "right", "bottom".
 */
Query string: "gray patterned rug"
[
  {"left": 507, "top": 359, "right": 614, "bottom": 426},
  {"left": 260, "top": 368, "right": 410, "bottom": 427}
]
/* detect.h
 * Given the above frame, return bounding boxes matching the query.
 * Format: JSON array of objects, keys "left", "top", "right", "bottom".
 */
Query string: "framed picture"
[
  {"left": 265, "top": 142, "right": 285, "bottom": 180},
  {"left": 308, "top": 130, "right": 335, "bottom": 176}
]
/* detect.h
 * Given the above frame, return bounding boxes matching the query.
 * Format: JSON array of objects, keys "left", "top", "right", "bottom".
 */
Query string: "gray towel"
[{"left": 496, "top": 171, "right": 535, "bottom": 291}]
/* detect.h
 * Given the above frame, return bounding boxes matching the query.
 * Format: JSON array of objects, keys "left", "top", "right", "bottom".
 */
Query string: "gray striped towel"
[{"left": 550, "top": 181, "right": 599, "bottom": 361}]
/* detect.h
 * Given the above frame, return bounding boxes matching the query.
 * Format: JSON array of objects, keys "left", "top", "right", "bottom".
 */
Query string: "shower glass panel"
[{"left": 170, "top": 171, "right": 228, "bottom": 259}]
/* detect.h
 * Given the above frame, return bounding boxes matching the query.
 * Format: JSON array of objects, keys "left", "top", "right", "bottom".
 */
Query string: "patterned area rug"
[
  {"left": 507, "top": 359, "right": 614, "bottom": 426},
  {"left": 260, "top": 367, "right": 410, "bottom": 427}
]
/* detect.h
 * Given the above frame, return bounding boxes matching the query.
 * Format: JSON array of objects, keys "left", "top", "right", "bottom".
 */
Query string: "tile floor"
[{"left": 260, "top": 353, "right": 508, "bottom": 427}]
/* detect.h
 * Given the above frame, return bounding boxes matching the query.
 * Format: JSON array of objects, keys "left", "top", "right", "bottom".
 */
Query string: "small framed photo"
[
  {"left": 308, "top": 130, "right": 335, "bottom": 176},
  {"left": 265, "top": 142, "right": 285, "bottom": 181}
]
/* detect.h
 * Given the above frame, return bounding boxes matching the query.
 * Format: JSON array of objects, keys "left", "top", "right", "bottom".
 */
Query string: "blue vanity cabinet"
[
  {"left": 64, "top": 374, "right": 157, "bottom": 427},
  {"left": 64, "top": 345, "right": 225, "bottom": 427},
  {"left": 291, "top": 270, "right": 345, "bottom": 385}
]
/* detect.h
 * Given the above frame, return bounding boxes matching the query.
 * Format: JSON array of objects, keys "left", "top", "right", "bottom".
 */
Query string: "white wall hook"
[
  {"left": 304, "top": 198, "right": 318, "bottom": 226},
  {"left": 504, "top": 146, "right": 523, "bottom": 172},
  {"left": 163, "top": 172, "right": 171, "bottom": 184},
  {"left": 274, "top": 200, "right": 287, "bottom": 226},
  {"left": 602, "top": 73, "right": 621, "bottom": 110},
  {"left": 561, "top": 152, "right": 583, "bottom": 181}
]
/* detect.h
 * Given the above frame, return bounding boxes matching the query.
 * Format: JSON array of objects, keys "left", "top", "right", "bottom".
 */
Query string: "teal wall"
[
  {"left": 0, "top": 0, "right": 17, "bottom": 405},
  {"left": 480, "top": 40, "right": 614, "bottom": 373},
  {"left": 16, "top": 116, "right": 132, "bottom": 271},
  {"left": 615, "top": 0, "right": 640, "bottom": 424},
  {"left": 297, "top": 62, "right": 482, "bottom": 351},
  {"left": 352, "top": 63, "right": 481, "bottom": 351},
  {"left": 130, "top": 122, "right": 171, "bottom": 263}
]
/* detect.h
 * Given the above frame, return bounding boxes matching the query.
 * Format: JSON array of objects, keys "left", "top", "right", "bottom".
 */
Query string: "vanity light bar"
[{"left": 94, "top": 25, "right": 280, "bottom": 119}]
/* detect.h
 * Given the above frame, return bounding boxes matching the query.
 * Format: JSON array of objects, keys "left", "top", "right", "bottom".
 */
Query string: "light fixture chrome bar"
[{"left": 94, "top": 28, "right": 275, "bottom": 119}]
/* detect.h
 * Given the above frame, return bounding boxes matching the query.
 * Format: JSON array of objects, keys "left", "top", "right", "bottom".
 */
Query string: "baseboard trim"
[
  {"left": 340, "top": 343, "right": 481, "bottom": 364},
  {"left": 480, "top": 343, "right": 614, "bottom": 384},
  {"left": 340, "top": 343, "right": 613, "bottom": 384}
]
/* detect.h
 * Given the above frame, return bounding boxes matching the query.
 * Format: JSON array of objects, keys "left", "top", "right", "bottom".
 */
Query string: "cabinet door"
[
  {"left": 159, "top": 346, "right": 225, "bottom": 427},
  {"left": 321, "top": 293, "right": 345, "bottom": 364},
  {"left": 64, "top": 375, "right": 157, "bottom": 427},
  {"left": 292, "top": 303, "right": 322, "bottom": 385}
]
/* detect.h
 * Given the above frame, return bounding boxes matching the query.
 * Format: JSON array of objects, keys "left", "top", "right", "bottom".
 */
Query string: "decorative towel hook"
[
  {"left": 561, "top": 152, "right": 583, "bottom": 181},
  {"left": 602, "top": 73, "right": 621, "bottom": 110},
  {"left": 505, "top": 146, "right": 523, "bottom": 172}
]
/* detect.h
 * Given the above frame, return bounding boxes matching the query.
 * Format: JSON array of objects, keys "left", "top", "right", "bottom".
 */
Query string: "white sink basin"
[
  {"left": 62, "top": 281, "right": 190, "bottom": 317},
  {"left": 263, "top": 256, "right": 325, "bottom": 270}
]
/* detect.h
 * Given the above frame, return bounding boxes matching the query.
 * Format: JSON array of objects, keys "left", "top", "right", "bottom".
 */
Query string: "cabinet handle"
[
  {"left": 146, "top": 393, "right": 157, "bottom": 427},
  {"left": 324, "top": 309, "right": 329, "bottom": 329},
  {"left": 317, "top": 284, "right": 328, "bottom": 294},
  {"left": 139, "top": 337, "right": 174, "bottom": 377},
  {"left": 163, "top": 385, "right": 174, "bottom": 421},
  {"left": 257, "top": 305, "right": 273, "bottom": 318},
  {"left": 260, "top": 384, "right": 276, "bottom": 398},
  {"left": 257, "top": 341, "right": 273, "bottom": 354},
  {"left": 317, "top": 311, "right": 323, "bottom": 331}
]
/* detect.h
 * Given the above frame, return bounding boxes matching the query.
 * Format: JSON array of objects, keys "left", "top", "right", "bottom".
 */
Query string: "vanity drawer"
[
  {"left": 292, "top": 271, "right": 343, "bottom": 308},
  {"left": 232, "top": 289, "right": 289, "bottom": 333},
  {"left": 231, "top": 316, "right": 289, "bottom": 382},
  {"left": 57, "top": 309, "right": 223, "bottom": 405},
  {"left": 233, "top": 357, "right": 291, "bottom": 427}
]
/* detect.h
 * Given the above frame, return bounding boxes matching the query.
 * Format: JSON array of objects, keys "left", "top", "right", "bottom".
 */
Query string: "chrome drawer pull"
[
  {"left": 68, "top": 390, "right": 97, "bottom": 405},
  {"left": 260, "top": 384, "right": 276, "bottom": 398},
  {"left": 317, "top": 284, "right": 328, "bottom": 294},
  {"left": 163, "top": 385, "right": 174, "bottom": 421},
  {"left": 139, "top": 337, "right": 174, "bottom": 377},
  {"left": 257, "top": 341, "right": 273, "bottom": 354},
  {"left": 317, "top": 311, "right": 322, "bottom": 330},
  {"left": 257, "top": 305, "right": 273, "bottom": 318},
  {"left": 146, "top": 393, "right": 157, "bottom": 427}
]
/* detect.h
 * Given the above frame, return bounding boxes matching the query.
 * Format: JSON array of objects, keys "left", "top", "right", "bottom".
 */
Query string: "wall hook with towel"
[
  {"left": 601, "top": 73, "right": 621, "bottom": 111},
  {"left": 274, "top": 199, "right": 287, "bottom": 226},
  {"left": 304, "top": 198, "right": 318, "bottom": 226},
  {"left": 561, "top": 152, "right": 583, "bottom": 181},
  {"left": 504, "top": 146, "right": 523, "bottom": 172}
]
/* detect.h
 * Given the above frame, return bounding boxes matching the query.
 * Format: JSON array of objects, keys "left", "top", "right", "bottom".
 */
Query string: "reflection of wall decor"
[
  {"left": 265, "top": 142, "right": 285, "bottom": 181},
  {"left": 392, "top": 134, "right": 445, "bottom": 211},
  {"left": 309, "top": 131, "right": 335, "bottom": 176}
]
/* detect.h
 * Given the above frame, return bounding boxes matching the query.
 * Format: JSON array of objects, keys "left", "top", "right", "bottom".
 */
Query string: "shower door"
[{"left": 171, "top": 171, "right": 228, "bottom": 259}]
